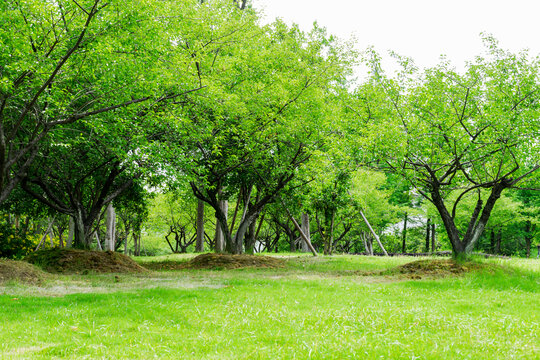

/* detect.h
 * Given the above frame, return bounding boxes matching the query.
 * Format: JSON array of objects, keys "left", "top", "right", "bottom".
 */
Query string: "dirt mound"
[
  {"left": 390, "top": 259, "right": 486, "bottom": 279},
  {"left": 25, "top": 248, "right": 147, "bottom": 274},
  {"left": 0, "top": 259, "right": 49, "bottom": 284},
  {"left": 149, "top": 253, "right": 286, "bottom": 270}
]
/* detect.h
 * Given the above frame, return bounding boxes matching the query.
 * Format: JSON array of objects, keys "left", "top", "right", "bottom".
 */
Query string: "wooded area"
[{"left": 0, "top": 0, "right": 538, "bottom": 261}]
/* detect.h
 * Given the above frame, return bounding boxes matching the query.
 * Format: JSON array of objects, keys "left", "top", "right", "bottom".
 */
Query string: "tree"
[
  {"left": 0, "top": 0, "right": 201, "bottom": 204},
  {"left": 20, "top": 123, "right": 138, "bottom": 249},
  {"left": 160, "top": 18, "right": 353, "bottom": 254},
  {"left": 357, "top": 38, "right": 540, "bottom": 258}
]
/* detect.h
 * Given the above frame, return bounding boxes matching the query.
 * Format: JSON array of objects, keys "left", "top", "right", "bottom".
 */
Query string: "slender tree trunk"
[
  {"left": 425, "top": 218, "right": 431, "bottom": 252},
  {"left": 495, "top": 230, "right": 502, "bottom": 254},
  {"left": 359, "top": 210, "right": 388, "bottom": 256},
  {"left": 67, "top": 216, "right": 75, "bottom": 248},
  {"left": 301, "top": 213, "right": 311, "bottom": 253},
  {"left": 524, "top": 221, "right": 533, "bottom": 258},
  {"left": 124, "top": 225, "right": 129, "bottom": 255},
  {"left": 431, "top": 223, "right": 435, "bottom": 252},
  {"left": 490, "top": 229, "right": 495, "bottom": 254},
  {"left": 402, "top": 212, "right": 408, "bottom": 253},
  {"left": 95, "top": 231, "right": 103, "bottom": 250},
  {"left": 105, "top": 203, "right": 116, "bottom": 251},
  {"left": 196, "top": 199, "right": 205, "bottom": 252}
]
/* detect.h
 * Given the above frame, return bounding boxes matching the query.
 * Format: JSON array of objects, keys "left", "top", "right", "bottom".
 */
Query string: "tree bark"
[
  {"left": 215, "top": 200, "right": 228, "bottom": 253},
  {"left": 359, "top": 210, "right": 388, "bottom": 256},
  {"left": 431, "top": 223, "right": 436, "bottom": 253},
  {"left": 524, "top": 221, "right": 533, "bottom": 258},
  {"left": 431, "top": 181, "right": 507, "bottom": 257},
  {"left": 105, "top": 203, "right": 116, "bottom": 251},
  {"left": 196, "top": 199, "right": 205, "bottom": 252},
  {"left": 67, "top": 216, "right": 75, "bottom": 248},
  {"left": 402, "top": 212, "right": 408, "bottom": 253},
  {"left": 424, "top": 218, "right": 430, "bottom": 252},
  {"left": 300, "top": 213, "right": 311, "bottom": 253},
  {"left": 245, "top": 216, "right": 257, "bottom": 255}
]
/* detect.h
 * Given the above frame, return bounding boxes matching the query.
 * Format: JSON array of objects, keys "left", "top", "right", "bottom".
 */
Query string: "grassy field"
[{"left": 0, "top": 254, "right": 538, "bottom": 359}]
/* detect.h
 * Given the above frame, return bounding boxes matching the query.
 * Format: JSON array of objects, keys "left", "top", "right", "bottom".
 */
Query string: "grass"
[{"left": 0, "top": 255, "right": 538, "bottom": 359}]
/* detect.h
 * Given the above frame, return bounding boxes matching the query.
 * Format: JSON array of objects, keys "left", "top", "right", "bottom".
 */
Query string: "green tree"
[
  {"left": 160, "top": 18, "right": 353, "bottom": 254},
  {"left": 357, "top": 38, "right": 540, "bottom": 258},
  {"left": 0, "top": 0, "right": 201, "bottom": 204}
]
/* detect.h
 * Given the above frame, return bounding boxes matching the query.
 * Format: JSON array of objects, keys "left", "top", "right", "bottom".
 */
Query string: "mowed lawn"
[{"left": 0, "top": 255, "right": 538, "bottom": 359}]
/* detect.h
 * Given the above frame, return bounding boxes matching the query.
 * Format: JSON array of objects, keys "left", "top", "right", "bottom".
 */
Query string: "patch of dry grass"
[
  {"left": 0, "top": 259, "right": 48, "bottom": 284},
  {"left": 25, "top": 248, "right": 147, "bottom": 274}
]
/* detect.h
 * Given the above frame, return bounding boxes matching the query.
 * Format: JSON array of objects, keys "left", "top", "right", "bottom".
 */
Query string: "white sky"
[{"left": 251, "top": 0, "right": 540, "bottom": 78}]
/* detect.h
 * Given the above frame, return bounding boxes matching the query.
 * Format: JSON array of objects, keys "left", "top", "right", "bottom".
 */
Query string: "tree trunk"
[
  {"left": 402, "top": 212, "right": 408, "bottom": 253},
  {"left": 359, "top": 210, "right": 388, "bottom": 256},
  {"left": 495, "top": 230, "right": 502, "bottom": 255},
  {"left": 424, "top": 218, "right": 430, "bottom": 252},
  {"left": 431, "top": 223, "right": 436, "bottom": 252},
  {"left": 196, "top": 199, "right": 205, "bottom": 252},
  {"left": 67, "top": 216, "right": 75, "bottom": 248},
  {"left": 300, "top": 213, "right": 311, "bottom": 252},
  {"left": 73, "top": 209, "right": 91, "bottom": 249},
  {"left": 215, "top": 200, "right": 228, "bottom": 253},
  {"left": 430, "top": 182, "right": 506, "bottom": 257},
  {"left": 245, "top": 216, "right": 257, "bottom": 255},
  {"left": 524, "top": 221, "right": 533, "bottom": 258},
  {"left": 105, "top": 203, "right": 116, "bottom": 251}
]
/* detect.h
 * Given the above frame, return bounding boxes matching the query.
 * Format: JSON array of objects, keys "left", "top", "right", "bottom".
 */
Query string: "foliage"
[{"left": 356, "top": 38, "right": 540, "bottom": 256}]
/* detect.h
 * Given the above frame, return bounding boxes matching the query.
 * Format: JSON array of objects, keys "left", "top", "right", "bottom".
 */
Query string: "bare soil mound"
[
  {"left": 145, "top": 253, "right": 286, "bottom": 270},
  {"left": 25, "top": 248, "right": 147, "bottom": 274},
  {"left": 0, "top": 259, "right": 49, "bottom": 284},
  {"left": 389, "top": 259, "right": 491, "bottom": 279}
]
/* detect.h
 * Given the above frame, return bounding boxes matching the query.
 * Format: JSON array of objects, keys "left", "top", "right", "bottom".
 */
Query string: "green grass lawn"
[{"left": 0, "top": 255, "right": 538, "bottom": 359}]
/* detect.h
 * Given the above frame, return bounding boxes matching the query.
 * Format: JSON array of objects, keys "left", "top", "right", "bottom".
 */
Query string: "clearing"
[{"left": 0, "top": 254, "right": 538, "bottom": 359}]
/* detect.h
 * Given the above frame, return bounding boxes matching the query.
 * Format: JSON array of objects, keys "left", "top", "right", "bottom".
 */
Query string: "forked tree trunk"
[{"left": 430, "top": 182, "right": 506, "bottom": 258}]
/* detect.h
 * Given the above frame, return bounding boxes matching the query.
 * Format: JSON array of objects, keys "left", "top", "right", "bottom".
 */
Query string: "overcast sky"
[{"left": 251, "top": 0, "right": 540, "bottom": 78}]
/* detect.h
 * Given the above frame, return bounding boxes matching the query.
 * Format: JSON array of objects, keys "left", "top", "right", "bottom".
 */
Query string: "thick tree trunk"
[
  {"left": 300, "top": 213, "right": 311, "bottom": 252},
  {"left": 430, "top": 182, "right": 506, "bottom": 257},
  {"left": 244, "top": 216, "right": 257, "bottom": 255},
  {"left": 67, "top": 216, "right": 75, "bottom": 248},
  {"left": 196, "top": 199, "right": 205, "bottom": 252},
  {"left": 73, "top": 210, "right": 92, "bottom": 249},
  {"left": 215, "top": 200, "right": 228, "bottom": 253}
]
